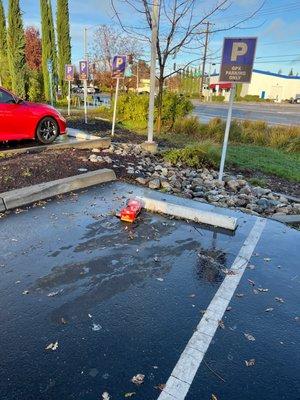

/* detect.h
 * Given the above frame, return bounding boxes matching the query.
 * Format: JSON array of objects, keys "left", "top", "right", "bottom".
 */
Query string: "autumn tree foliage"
[{"left": 25, "top": 27, "right": 42, "bottom": 70}]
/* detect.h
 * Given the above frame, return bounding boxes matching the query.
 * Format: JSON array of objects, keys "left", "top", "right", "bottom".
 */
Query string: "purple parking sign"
[
  {"left": 219, "top": 37, "right": 257, "bottom": 83},
  {"left": 79, "top": 60, "right": 88, "bottom": 80},
  {"left": 112, "top": 55, "right": 127, "bottom": 78},
  {"left": 65, "top": 64, "right": 74, "bottom": 81}
]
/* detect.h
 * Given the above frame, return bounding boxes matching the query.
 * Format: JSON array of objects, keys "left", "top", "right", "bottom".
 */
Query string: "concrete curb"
[
  {"left": 271, "top": 214, "right": 300, "bottom": 225},
  {"left": 137, "top": 196, "right": 238, "bottom": 231},
  {"left": 67, "top": 128, "right": 99, "bottom": 141},
  {"left": 1, "top": 137, "right": 111, "bottom": 156},
  {"left": 0, "top": 169, "right": 116, "bottom": 211}
]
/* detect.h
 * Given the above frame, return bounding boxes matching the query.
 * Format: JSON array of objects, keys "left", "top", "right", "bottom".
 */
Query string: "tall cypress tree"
[
  {"left": 7, "top": 0, "right": 25, "bottom": 96},
  {"left": 57, "top": 0, "right": 71, "bottom": 96},
  {"left": 40, "top": 0, "right": 57, "bottom": 101},
  {"left": 0, "top": 0, "right": 9, "bottom": 87}
]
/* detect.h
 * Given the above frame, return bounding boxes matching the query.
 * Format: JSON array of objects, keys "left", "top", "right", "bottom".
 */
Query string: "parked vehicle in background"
[
  {"left": 289, "top": 94, "right": 300, "bottom": 104},
  {"left": 0, "top": 87, "right": 67, "bottom": 144}
]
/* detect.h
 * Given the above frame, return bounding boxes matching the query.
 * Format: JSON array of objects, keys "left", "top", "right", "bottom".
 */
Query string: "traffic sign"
[
  {"left": 47, "top": 59, "right": 53, "bottom": 73},
  {"left": 65, "top": 64, "right": 75, "bottom": 81},
  {"left": 219, "top": 37, "right": 257, "bottom": 83},
  {"left": 112, "top": 55, "right": 127, "bottom": 78},
  {"left": 79, "top": 60, "right": 88, "bottom": 80}
]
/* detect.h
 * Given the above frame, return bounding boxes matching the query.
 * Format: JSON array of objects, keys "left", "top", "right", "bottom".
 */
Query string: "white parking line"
[{"left": 158, "top": 218, "right": 267, "bottom": 400}]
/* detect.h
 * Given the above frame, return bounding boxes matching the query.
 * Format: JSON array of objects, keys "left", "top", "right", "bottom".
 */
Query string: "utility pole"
[
  {"left": 144, "top": 0, "right": 159, "bottom": 151},
  {"left": 199, "top": 21, "right": 213, "bottom": 98},
  {"left": 83, "top": 27, "right": 88, "bottom": 124}
]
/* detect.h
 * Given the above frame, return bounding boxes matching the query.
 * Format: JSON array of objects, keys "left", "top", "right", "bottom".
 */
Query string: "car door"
[{"left": 0, "top": 88, "right": 32, "bottom": 140}]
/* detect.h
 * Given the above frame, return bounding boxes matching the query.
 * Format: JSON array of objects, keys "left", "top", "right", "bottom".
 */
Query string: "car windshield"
[{"left": 0, "top": 89, "right": 15, "bottom": 104}]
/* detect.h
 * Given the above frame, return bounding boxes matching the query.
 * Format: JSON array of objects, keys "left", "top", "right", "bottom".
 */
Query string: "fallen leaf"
[
  {"left": 48, "top": 290, "right": 60, "bottom": 297},
  {"left": 253, "top": 289, "right": 259, "bottom": 295},
  {"left": 247, "top": 264, "right": 255, "bottom": 270},
  {"left": 248, "top": 279, "right": 255, "bottom": 286},
  {"left": 244, "top": 333, "right": 255, "bottom": 341},
  {"left": 45, "top": 341, "right": 59, "bottom": 351},
  {"left": 226, "top": 306, "right": 232, "bottom": 311},
  {"left": 200, "top": 309, "right": 207, "bottom": 314},
  {"left": 124, "top": 393, "right": 136, "bottom": 398},
  {"left": 265, "top": 308, "right": 274, "bottom": 312},
  {"left": 156, "top": 278, "right": 164, "bottom": 282},
  {"left": 211, "top": 395, "right": 218, "bottom": 400},
  {"left": 263, "top": 257, "right": 271, "bottom": 262},
  {"left": 221, "top": 268, "right": 237, "bottom": 275},
  {"left": 61, "top": 317, "right": 67, "bottom": 324},
  {"left": 131, "top": 374, "right": 145, "bottom": 385},
  {"left": 275, "top": 297, "right": 284, "bottom": 303},
  {"left": 92, "top": 323, "right": 102, "bottom": 331},
  {"left": 88, "top": 314, "right": 92, "bottom": 318},
  {"left": 218, "top": 320, "right": 225, "bottom": 329},
  {"left": 154, "top": 384, "right": 166, "bottom": 391},
  {"left": 257, "top": 288, "right": 269, "bottom": 292},
  {"left": 22, "top": 290, "right": 29, "bottom": 295},
  {"left": 245, "top": 358, "right": 255, "bottom": 367},
  {"left": 102, "top": 392, "right": 110, "bottom": 400},
  {"left": 189, "top": 294, "right": 196, "bottom": 298},
  {"left": 236, "top": 293, "right": 244, "bottom": 298}
]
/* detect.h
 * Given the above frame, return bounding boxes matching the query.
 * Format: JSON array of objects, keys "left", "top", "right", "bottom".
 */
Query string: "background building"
[{"left": 210, "top": 69, "right": 300, "bottom": 102}]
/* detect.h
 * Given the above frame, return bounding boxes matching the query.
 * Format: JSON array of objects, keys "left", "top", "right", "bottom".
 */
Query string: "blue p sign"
[
  {"left": 220, "top": 37, "right": 257, "bottom": 83},
  {"left": 112, "top": 55, "right": 127, "bottom": 78}
]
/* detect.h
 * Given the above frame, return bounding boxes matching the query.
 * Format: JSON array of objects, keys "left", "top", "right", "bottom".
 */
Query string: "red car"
[{"left": 0, "top": 86, "right": 67, "bottom": 144}]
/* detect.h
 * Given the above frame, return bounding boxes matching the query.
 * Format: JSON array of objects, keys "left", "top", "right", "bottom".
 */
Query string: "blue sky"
[{"left": 2, "top": 0, "right": 300, "bottom": 75}]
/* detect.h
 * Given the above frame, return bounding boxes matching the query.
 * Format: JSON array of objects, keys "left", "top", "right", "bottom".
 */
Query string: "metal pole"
[
  {"left": 218, "top": 84, "right": 236, "bottom": 182},
  {"left": 49, "top": 71, "right": 54, "bottom": 106},
  {"left": 199, "top": 21, "right": 210, "bottom": 98},
  {"left": 84, "top": 27, "right": 88, "bottom": 124},
  {"left": 147, "top": 0, "right": 159, "bottom": 143},
  {"left": 136, "top": 60, "right": 139, "bottom": 92},
  {"left": 111, "top": 77, "right": 120, "bottom": 137},
  {"left": 68, "top": 80, "right": 71, "bottom": 116}
]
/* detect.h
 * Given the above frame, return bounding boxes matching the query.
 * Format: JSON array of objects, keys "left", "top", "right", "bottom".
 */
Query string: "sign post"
[
  {"left": 218, "top": 37, "right": 257, "bottom": 182},
  {"left": 65, "top": 64, "right": 74, "bottom": 116},
  {"left": 79, "top": 60, "right": 88, "bottom": 123},
  {"left": 47, "top": 59, "right": 54, "bottom": 107},
  {"left": 111, "top": 55, "right": 127, "bottom": 137}
]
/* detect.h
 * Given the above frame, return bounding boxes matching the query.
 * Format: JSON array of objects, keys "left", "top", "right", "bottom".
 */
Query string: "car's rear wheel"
[{"left": 36, "top": 117, "right": 59, "bottom": 144}]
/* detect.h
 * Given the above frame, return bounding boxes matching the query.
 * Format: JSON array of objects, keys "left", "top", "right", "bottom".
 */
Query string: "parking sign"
[
  {"left": 79, "top": 60, "right": 88, "bottom": 80},
  {"left": 112, "top": 55, "right": 127, "bottom": 78},
  {"left": 65, "top": 64, "right": 74, "bottom": 81},
  {"left": 219, "top": 37, "right": 257, "bottom": 83}
]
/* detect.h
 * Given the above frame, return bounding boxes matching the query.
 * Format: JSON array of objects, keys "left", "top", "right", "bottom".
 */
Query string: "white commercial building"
[{"left": 209, "top": 69, "right": 300, "bottom": 102}]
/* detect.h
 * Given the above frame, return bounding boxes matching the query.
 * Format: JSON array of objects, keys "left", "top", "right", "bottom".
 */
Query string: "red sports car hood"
[{"left": 23, "top": 101, "right": 57, "bottom": 112}]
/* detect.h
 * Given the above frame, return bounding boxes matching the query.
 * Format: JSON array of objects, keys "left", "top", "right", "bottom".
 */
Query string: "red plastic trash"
[{"left": 118, "top": 199, "right": 143, "bottom": 223}]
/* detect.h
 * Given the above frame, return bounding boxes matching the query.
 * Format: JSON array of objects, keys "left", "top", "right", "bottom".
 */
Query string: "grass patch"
[{"left": 226, "top": 145, "right": 300, "bottom": 182}]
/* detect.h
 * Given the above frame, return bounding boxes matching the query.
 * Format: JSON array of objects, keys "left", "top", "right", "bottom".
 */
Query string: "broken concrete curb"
[
  {"left": 0, "top": 169, "right": 116, "bottom": 211},
  {"left": 137, "top": 196, "right": 238, "bottom": 231}
]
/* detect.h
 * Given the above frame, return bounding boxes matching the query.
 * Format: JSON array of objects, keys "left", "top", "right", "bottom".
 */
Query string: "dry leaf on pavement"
[
  {"left": 236, "top": 293, "right": 244, "bottom": 298},
  {"left": 131, "top": 374, "right": 145, "bottom": 385},
  {"left": 102, "top": 392, "right": 110, "bottom": 400},
  {"left": 245, "top": 359, "right": 255, "bottom": 367},
  {"left": 257, "top": 288, "right": 269, "bottom": 292},
  {"left": 265, "top": 308, "right": 274, "bottom": 312},
  {"left": 45, "top": 341, "right": 59, "bottom": 351},
  {"left": 248, "top": 279, "right": 255, "bottom": 286},
  {"left": 154, "top": 384, "right": 166, "bottom": 391},
  {"left": 244, "top": 333, "right": 255, "bottom": 341},
  {"left": 218, "top": 320, "right": 225, "bottom": 329},
  {"left": 275, "top": 297, "right": 284, "bottom": 303},
  {"left": 124, "top": 393, "right": 136, "bottom": 398},
  {"left": 211, "top": 395, "right": 218, "bottom": 400}
]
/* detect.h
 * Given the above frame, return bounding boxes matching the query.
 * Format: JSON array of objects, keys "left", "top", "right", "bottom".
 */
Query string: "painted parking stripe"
[{"left": 158, "top": 218, "right": 266, "bottom": 400}]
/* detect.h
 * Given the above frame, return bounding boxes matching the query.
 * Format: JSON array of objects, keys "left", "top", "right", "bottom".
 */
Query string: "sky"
[{"left": 2, "top": 0, "right": 300, "bottom": 76}]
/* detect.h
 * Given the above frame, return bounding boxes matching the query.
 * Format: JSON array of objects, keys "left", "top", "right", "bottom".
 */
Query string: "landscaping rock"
[{"left": 148, "top": 179, "right": 161, "bottom": 189}]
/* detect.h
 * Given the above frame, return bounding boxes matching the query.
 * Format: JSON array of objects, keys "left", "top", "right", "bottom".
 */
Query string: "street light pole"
[
  {"left": 83, "top": 27, "right": 88, "bottom": 124},
  {"left": 146, "top": 0, "right": 159, "bottom": 148}
]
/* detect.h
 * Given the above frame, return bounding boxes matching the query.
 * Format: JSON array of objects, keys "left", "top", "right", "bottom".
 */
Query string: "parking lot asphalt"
[{"left": 0, "top": 182, "right": 299, "bottom": 400}]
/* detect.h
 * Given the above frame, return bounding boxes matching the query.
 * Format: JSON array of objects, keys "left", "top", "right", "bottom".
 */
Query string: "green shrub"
[
  {"left": 243, "top": 94, "right": 260, "bottom": 102},
  {"left": 156, "top": 92, "right": 193, "bottom": 128},
  {"left": 27, "top": 70, "right": 43, "bottom": 102},
  {"left": 116, "top": 93, "right": 149, "bottom": 129},
  {"left": 164, "top": 141, "right": 220, "bottom": 168},
  {"left": 212, "top": 95, "right": 225, "bottom": 102},
  {"left": 172, "top": 116, "right": 201, "bottom": 136}
]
